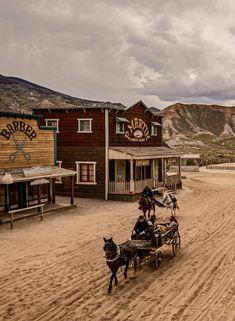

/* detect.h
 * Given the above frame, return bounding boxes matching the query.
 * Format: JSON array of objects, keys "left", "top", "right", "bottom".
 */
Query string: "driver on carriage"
[
  {"left": 131, "top": 215, "right": 151, "bottom": 240},
  {"left": 142, "top": 186, "right": 154, "bottom": 208}
]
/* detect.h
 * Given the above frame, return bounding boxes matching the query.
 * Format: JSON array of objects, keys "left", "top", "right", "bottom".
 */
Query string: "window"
[
  {"left": 75, "top": 161, "right": 97, "bottom": 184},
  {"left": 116, "top": 117, "right": 129, "bottom": 134},
  {"left": 151, "top": 121, "right": 161, "bottom": 136},
  {"left": 116, "top": 122, "right": 124, "bottom": 133},
  {"left": 151, "top": 124, "right": 158, "bottom": 136},
  {"left": 77, "top": 119, "right": 92, "bottom": 133},
  {"left": 45, "top": 119, "right": 60, "bottom": 133}
]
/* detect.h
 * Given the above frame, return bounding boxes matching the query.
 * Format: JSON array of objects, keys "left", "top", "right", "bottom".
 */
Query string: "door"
[{"left": 115, "top": 160, "right": 126, "bottom": 182}]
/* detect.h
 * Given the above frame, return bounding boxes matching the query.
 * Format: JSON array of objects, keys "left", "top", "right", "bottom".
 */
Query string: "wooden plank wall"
[
  {"left": 0, "top": 116, "right": 55, "bottom": 169},
  {"left": 35, "top": 109, "right": 106, "bottom": 147},
  {"left": 56, "top": 146, "right": 105, "bottom": 199},
  {"left": 109, "top": 102, "right": 163, "bottom": 147}
]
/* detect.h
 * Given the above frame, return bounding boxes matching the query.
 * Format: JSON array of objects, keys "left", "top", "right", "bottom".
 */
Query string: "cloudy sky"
[{"left": 1, "top": 0, "right": 235, "bottom": 109}]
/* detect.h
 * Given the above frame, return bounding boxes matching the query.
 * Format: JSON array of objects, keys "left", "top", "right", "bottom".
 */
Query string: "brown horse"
[
  {"left": 138, "top": 195, "right": 155, "bottom": 218},
  {"left": 138, "top": 196, "right": 165, "bottom": 219},
  {"left": 103, "top": 237, "right": 137, "bottom": 294}
]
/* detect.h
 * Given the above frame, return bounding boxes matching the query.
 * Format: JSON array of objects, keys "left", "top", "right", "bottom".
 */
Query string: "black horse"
[{"left": 103, "top": 237, "right": 137, "bottom": 294}]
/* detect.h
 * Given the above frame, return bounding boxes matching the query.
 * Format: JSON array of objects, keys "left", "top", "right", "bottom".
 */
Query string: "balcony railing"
[{"left": 109, "top": 178, "right": 162, "bottom": 194}]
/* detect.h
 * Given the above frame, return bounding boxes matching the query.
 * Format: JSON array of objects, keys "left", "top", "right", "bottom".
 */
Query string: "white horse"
[{"left": 162, "top": 192, "right": 179, "bottom": 221}]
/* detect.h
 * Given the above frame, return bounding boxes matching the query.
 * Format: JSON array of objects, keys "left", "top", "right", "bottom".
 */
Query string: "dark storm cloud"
[{"left": 1, "top": 0, "right": 235, "bottom": 108}]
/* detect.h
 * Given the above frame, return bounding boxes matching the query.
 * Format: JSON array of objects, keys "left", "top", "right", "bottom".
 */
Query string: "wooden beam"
[{"left": 70, "top": 176, "right": 74, "bottom": 205}]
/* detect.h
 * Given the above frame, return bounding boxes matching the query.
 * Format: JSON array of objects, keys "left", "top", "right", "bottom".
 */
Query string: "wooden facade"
[
  {"left": 33, "top": 100, "right": 182, "bottom": 201},
  {"left": 0, "top": 112, "right": 76, "bottom": 214}
]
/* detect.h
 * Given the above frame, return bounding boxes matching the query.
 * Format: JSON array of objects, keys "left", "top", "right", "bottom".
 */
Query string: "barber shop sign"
[{"left": 1, "top": 120, "right": 37, "bottom": 161}]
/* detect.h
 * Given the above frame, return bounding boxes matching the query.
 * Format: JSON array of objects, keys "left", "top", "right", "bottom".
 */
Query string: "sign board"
[
  {"left": 23, "top": 166, "right": 52, "bottom": 177},
  {"left": 0, "top": 116, "right": 54, "bottom": 169},
  {"left": 125, "top": 118, "right": 150, "bottom": 142},
  {"left": 136, "top": 160, "right": 150, "bottom": 167}
]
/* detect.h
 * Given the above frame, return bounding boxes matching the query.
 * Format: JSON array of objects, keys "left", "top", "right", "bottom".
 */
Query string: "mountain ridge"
[{"left": 1, "top": 74, "right": 234, "bottom": 161}]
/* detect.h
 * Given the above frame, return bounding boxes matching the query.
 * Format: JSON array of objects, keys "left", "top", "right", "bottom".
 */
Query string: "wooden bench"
[{"left": 8, "top": 204, "right": 45, "bottom": 229}]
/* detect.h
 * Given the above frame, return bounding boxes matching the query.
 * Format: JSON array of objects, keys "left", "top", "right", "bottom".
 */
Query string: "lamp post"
[{"left": 2, "top": 171, "right": 13, "bottom": 212}]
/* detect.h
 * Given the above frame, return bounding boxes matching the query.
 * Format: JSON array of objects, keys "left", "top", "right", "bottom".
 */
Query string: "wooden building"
[
  {"left": 33, "top": 100, "right": 182, "bottom": 201},
  {"left": 0, "top": 111, "right": 76, "bottom": 213}
]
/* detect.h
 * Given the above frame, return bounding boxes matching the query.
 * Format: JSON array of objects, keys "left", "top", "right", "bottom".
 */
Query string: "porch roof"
[
  {"left": 109, "top": 146, "right": 182, "bottom": 160},
  {"left": 0, "top": 166, "right": 76, "bottom": 184}
]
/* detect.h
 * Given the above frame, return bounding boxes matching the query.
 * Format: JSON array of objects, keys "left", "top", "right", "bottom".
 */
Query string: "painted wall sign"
[
  {"left": 0, "top": 120, "right": 37, "bottom": 141},
  {"left": 1, "top": 120, "right": 37, "bottom": 162},
  {"left": 125, "top": 118, "right": 150, "bottom": 142}
]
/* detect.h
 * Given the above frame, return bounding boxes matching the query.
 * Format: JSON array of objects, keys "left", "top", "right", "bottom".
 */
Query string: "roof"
[
  {"left": 109, "top": 146, "right": 182, "bottom": 159},
  {"left": 182, "top": 154, "right": 200, "bottom": 159},
  {"left": 116, "top": 117, "right": 129, "bottom": 123},
  {"left": 0, "top": 111, "right": 41, "bottom": 119},
  {"left": 32, "top": 101, "right": 126, "bottom": 111},
  {"left": 0, "top": 166, "right": 76, "bottom": 184},
  {"left": 151, "top": 121, "right": 162, "bottom": 126},
  {"left": 125, "top": 100, "right": 162, "bottom": 116}
]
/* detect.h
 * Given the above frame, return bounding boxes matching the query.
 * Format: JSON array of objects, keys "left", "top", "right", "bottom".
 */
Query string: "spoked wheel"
[
  {"left": 172, "top": 232, "right": 181, "bottom": 256},
  {"left": 153, "top": 251, "right": 162, "bottom": 270}
]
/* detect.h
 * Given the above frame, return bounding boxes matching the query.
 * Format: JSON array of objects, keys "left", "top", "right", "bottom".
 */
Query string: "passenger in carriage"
[
  {"left": 155, "top": 216, "right": 178, "bottom": 234},
  {"left": 142, "top": 186, "right": 154, "bottom": 208},
  {"left": 131, "top": 215, "right": 151, "bottom": 240}
]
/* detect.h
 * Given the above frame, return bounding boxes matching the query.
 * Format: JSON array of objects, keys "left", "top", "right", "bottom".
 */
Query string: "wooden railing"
[
  {"left": 108, "top": 181, "right": 130, "bottom": 194},
  {"left": 8, "top": 204, "right": 45, "bottom": 229},
  {"left": 109, "top": 178, "right": 158, "bottom": 194},
  {"left": 165, "top": 173, "right": 181, "bottom": 190}
]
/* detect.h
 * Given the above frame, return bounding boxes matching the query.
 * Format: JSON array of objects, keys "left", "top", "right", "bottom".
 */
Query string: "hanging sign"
[
  {"left": 125, "top": 118, "right": 150, "bottom": 142},
  {"left": 136, "top": 160, "right": 150, "bottom": 167}
]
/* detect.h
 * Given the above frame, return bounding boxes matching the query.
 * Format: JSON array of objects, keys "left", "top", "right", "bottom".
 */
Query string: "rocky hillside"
[
  {"left": 1, "top": 74, "right": 234, "bottom": 162},
  {"left": 159, "top": 103, "right": 235, "bottom": 162},
  {"left": 0, "top": 74, "right": 124, "bottom": 114}
]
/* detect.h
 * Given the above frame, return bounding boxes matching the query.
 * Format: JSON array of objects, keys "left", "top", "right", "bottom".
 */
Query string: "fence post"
[
  {"left": 40, "top": 205, "right": 44, "bottom": 221},
  {"left": 10, "top": 212, "right": 14, "bottom": 229}
]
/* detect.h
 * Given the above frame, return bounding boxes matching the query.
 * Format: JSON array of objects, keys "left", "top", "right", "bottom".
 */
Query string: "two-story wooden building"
[
  {"left": 33, "top": 100, "right": 182, "bottom": 201},
  {"left": 0, "top": 111, "right": 76, "bottom": 213}
]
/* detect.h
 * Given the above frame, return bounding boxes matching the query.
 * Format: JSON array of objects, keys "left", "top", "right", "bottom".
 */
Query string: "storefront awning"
[
  {"left": 109, "top": 146, "right": 182, "bottom": 160},
  {"left": 0, "top": 166, "right": 76, "bottom": 184}
]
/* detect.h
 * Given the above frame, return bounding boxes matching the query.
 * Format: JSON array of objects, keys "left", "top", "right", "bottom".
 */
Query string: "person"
[
  {"left": 155, "top": 216, "right": 178, "bottom": 233},
  {"left": 142, "top": 186, "right": 153, "bottom": 208},
  {"left": 131, "top": 215, "right": 150, "bottom": 240}
]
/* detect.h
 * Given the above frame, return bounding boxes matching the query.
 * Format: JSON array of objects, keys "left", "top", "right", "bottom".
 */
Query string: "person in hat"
[
  {"left": 142, "top": 186, "right": 153, "bottom": 208},
  {"left": 131, "top": 215, "right": 150, "bottom": 240}
]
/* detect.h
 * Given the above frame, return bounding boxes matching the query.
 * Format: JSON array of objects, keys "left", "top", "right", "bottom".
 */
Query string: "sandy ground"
[{"left": 0, "top": 170, "right": 235, "bottom": 321}]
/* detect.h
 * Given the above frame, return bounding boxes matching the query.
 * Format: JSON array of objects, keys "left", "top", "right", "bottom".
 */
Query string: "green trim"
[
  {"left": 40, "top": 126, "right": 57, "bottom": 130},
  {"left": 54, "top": 128, "right": 57, "bottom": 165},
  {"left": 39, "top": 126, "right": 57, "bottom": 165},
  {"left": 0, "top": 111, "right": 42, "bottom": 119}
]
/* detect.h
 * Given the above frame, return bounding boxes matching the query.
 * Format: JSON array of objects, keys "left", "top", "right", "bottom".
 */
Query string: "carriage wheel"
[
  {"left": 172, "top": 232, "right": 181, "bottom": 256},
  {"left": 153, "top": 251, "right": 162, "bottom": 270}
]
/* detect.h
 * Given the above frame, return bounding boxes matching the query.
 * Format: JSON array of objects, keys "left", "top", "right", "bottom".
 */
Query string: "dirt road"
[{"left": 0, "top": 171, "right": 234, "bottom": 321}]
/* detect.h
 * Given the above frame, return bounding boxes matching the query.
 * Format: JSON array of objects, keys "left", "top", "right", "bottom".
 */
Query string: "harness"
[
  {"left": 105, "top": 244, "right": 121, "bottom": 262},
  {"left": 163, "top": 194, "right": 176, "bottom": 206}
]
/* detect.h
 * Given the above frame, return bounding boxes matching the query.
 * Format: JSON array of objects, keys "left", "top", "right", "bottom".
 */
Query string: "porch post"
[
  {"left": 52, "top": 178, "right": 56, "bottom": 204},
  {"left": 70, "top": 176, "right": 74, "bottom": 205},
  {"left": 151, "top": 159, "right": 155, "bottom": 189},
  {"left": 178, "top": 156, "right": 181, "bottom": 176},
  {"left": 130, "top": 158, "right": 134, "bottom": 193},
  {"left": 163, "top": 158, "right": 166, "bottom": 187},
  {"left": 37, "top": 185, "right": 41, "bottom": 213}
]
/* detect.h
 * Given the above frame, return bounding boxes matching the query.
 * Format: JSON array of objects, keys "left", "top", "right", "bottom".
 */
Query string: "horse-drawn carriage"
[
  {"left": 129, "top": 222, "right": 181, "bottom": 269},
  {"left": 103, "top": 222, "right": 181, "bottom": 293}
]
